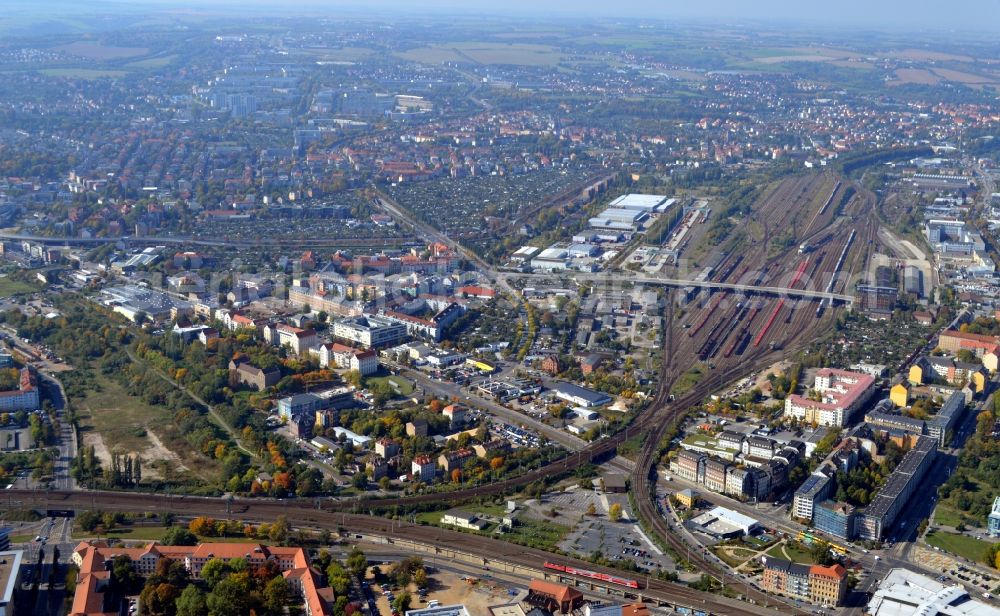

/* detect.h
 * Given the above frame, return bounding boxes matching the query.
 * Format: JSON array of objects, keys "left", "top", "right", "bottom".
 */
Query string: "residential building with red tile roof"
[
  {"left": 0, "top": 367, "right": 40, "bottom": 411},
  {"left": 938, "top": 329, "right": 1000, "bottom": 357},
  {"left": 783, "top": 368, "right": 876, "bottom": 427}
]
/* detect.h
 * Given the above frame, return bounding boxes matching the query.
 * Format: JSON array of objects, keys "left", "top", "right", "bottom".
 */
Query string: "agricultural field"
[
  {"left": 125, "top": 54, "right": 178, "bottom": 69},
  {"left": 52, "top": 42, "right": 148, "bottom": 60},
  {"left": 39, "top": 68, "right": 127, "bottom": 79},
  {"left": 398, "top": 42, "right": 567, "bottom": 66}
]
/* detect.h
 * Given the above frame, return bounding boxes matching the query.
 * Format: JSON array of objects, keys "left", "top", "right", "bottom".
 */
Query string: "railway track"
[
  {"left": 22, "top": 175, "right": 868, "bottom": 615},
  {"left": 626, "top": 348, "right": 810, "bottom": 614},
  {"left": 6, "top": 488, "right": 773, "bottom": 616}
]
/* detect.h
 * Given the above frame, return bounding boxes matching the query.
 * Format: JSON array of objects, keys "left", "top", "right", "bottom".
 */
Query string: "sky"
[
  {"left": 9, "top": 0, "right": 1000, "bottom": 32},
  {"left": 116, "top": 0, "right": 1000, "bottom": 31}
]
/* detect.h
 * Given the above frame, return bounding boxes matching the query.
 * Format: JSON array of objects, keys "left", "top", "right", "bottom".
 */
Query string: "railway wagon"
[{"left": 543, "top": 561, "right": 641, "bottom": 589}]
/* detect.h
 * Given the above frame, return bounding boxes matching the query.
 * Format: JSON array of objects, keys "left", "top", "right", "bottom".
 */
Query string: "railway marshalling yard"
[{"left": 23, "top": 172, "right": 882, "bottom": 616}]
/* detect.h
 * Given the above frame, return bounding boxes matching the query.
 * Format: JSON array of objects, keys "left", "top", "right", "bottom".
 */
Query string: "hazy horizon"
[{"left": 8, "top": 0, "right": 1000, "bottom": 33}]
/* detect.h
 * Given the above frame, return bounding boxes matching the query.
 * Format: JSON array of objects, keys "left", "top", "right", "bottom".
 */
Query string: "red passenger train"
[{"left": 543, "top": 562, "right": 641, "bottom": 589}]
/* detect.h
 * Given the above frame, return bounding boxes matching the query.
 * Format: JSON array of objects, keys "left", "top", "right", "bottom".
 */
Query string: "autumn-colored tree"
[
  {"left": 490, "top": 456, "right": 504, "bottom": 471},
  {"left": 189, "top": 516, "right": 216, "bottom": 537},
  {"left": 429, "top": 399, "right": 444, "bottom": 413},
  {"left": 608, "top": 503, "right": 622, "bottom": 522},
  {"left": 273, "top": 471, "right": 294, "bottom": 493},
  {"left": 451, "top": 468, "right": 462, "bottom": 483},
  {"left": 267, "top": 442, "right": 287, "bottom": 468},
  {"left": 269, "top": 515, "right": 290, "bottom": 544}
]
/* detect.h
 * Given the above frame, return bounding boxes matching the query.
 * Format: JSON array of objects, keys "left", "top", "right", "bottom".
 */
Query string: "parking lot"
[
  {"left": 912, "top": 544, "right": 1000, "bottom": 596},
  {"left": 545, "top": 489, "right": 677, "bottom": 574}
]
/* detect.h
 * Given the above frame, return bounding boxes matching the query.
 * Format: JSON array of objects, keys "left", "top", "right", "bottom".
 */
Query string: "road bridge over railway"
[{"left": 514, "top": 272, "right": 854, "bottom": 303}]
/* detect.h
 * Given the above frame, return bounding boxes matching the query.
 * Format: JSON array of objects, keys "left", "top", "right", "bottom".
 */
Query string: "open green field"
[
  {"left": 71, "top": 523, "right": 280, "bottom": 544},
  {"left": 925, "top": 531, "right": 991, "bottom": 563},
  {"left": 416, "top": 511, "right": 444, "bottom": 525},
  {"left": 367, "top": 375, "right": 414, "bottom": 396},
  {"left": 765, "top": 542, "right": 815, "bottom": 565},
  {"left": 76, "top": 370, "right": 220, "bottom": 484},
  {"left": 616, "top": 433, "right": 646, "bottom": 459},
  {"left": 713, "top": 545, "right": 759, "bottom": 567},
  {"left": 76, "top": 525, "right": 171, "bottom": 541},
  {"left": 671, "top": 364, "right": 706, "bottom": 396},
  {"left": 39, "top": 68, "right": 127, "bottom": 79},
  {"left": 0, "top": 277, "right": 36, "bottom": 297},
  {"left": 505, "top": 517, "right": 570, "bottom": 550},
  {"left": 934, "top": 505, "right": 969, "bottom": 529}
]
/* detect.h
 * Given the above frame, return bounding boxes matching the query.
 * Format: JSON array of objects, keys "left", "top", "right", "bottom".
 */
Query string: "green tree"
[
  {"left": 206, "top": 573, "right": 252, "bottom": 616},
  {"left": 346, "top": 547, "right": 367, "bottom": 577},
  {"left": 326, "top": 561, "right": 351, "bottom": 596},
  {"left": 162, "top": 527, "right": 198, "bottom": 546},
  {"left": 200, "top": 558, "right": 229, "bottom": 589},
  {"left": 78, "top": 510, "right": 101, "bottom": 532},
  {"left": 810, "top": 542, "right": 836, "bottom": 566},
  {"left": 263, "top": 575, "right": 289, "bottom": 614},
  {"left": 111, "top": 555, "right": 140, "bottom": 592},
  {"left": 391, "top": 593, "right": 411, "bottom": 614},
  {"left": 332, "top": 596, "right": 348, "bottom": 616},
  {"left": 175, "top": 585, "right": 207, "bottom": 616},
  {"left": 412, "top": 567, "right": 428, "bottom": 589}
]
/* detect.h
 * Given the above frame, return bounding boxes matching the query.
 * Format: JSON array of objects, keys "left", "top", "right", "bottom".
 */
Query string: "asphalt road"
[
  {"left": 0, "top": 329, "right": 76, "bottom": 491},
  {"left": 392, "top": 362, "right": 587, "bottom": 452}
]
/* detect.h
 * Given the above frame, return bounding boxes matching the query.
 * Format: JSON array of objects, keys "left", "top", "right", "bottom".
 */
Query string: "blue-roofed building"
[{"left": 550, "top": 382, "right": 612, "bottom": 408}]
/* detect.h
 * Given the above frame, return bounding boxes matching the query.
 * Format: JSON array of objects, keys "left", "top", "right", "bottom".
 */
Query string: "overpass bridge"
[{"left": 514, "top": 272, "right": 854, "bottom": 303}]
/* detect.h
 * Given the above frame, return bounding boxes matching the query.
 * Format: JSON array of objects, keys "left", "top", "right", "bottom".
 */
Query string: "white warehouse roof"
[
  {"left": 867, "top": 568, "right": 1000, "bottom": 616},
  {"left": 610, "top": 193, "right": 669, "bottom": 211},
  {"left": 600, "top": 207, "right": 646, "bottom": 223}
]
